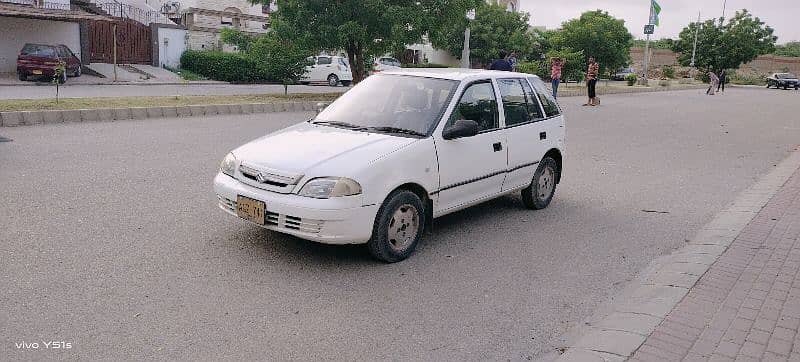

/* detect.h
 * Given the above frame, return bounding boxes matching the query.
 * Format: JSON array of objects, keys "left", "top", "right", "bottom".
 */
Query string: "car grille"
[
  {"left": 236, "top": 163, "right": 302, "bottom": 193},
  {"left": 217, "top": 195, "right": 324, "bottom": 234}
]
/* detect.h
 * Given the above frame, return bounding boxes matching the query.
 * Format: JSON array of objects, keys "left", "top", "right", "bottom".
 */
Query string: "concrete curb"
[
  {"left": 0, "top": 101, "right": 325, "bottom": 127},
  {"left": 556, "top": 147, "right": 800, "bottom": 361}
]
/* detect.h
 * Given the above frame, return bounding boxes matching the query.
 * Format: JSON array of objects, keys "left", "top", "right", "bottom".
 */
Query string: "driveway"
[{"left": 1, "top": 88, "right": 799, "bottom": 360}]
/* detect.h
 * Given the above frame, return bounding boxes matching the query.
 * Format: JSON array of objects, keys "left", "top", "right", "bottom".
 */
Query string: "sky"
[{"left": 520, "top": 0, "right": 799, "bottom": 44}]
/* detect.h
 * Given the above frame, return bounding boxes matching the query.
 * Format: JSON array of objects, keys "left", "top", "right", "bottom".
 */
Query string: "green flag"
[{"left": 650, "top": 0, "right": 662, "bottom": 26}]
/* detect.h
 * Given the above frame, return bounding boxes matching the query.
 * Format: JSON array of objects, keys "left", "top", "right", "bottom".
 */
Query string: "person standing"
[
  {"left": 550, "top": 57, "right": 565, "bottom": 99},
  {"left": 717, "top": 70, "right": 727, "bottom": 93},
  {"left": 583, "top": 57, "right": 599, "bottom": 106},
  {"left": 488, "top": 50, "right": 513, "bottom": 71},
  {"left": 707, "top": 71, "right": 719, "bottom": 95},
  {"left": 508, "top": 51, "right": 519, "bottom": 72}
]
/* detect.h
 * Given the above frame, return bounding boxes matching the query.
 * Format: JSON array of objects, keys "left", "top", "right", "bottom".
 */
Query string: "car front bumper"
[{"left": 213, "top": 172, "right": 378, "bottom": 244}]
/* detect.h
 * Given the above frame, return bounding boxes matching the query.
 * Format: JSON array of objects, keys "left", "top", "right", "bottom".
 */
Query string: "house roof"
[{"left": 0, "top": 2, "right": 113, "bottom": 22}]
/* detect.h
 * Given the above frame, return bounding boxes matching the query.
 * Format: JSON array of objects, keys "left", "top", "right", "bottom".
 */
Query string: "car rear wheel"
[
  {"left": 367, "top": 190, "right": 425, "bottom": 263},
  {"left": 327, "top": 74, "right": 339, "bottom": 87},
  {"left": 522, "top": 157, "right": 558, "bottom": 210}
]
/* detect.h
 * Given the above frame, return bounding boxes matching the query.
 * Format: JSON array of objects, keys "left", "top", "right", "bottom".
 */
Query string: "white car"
[
  {"left": 300, "top": 55, "right": 353, "bottom": 87},
  {"left": 214, "top": 69, "right": 566, "bottom": 262},
  {"left": 372, "top": 56, "right": 401, "bottom": 73}
]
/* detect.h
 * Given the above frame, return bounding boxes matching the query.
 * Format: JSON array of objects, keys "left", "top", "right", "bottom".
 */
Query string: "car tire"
[
  {"left": 522, "top": 157, "right": 559, "bottom": 210},
  {"left": 327, "top": 74, "right": 339, "bottom": 87},
  {"left": 18, "top": 71, "right": 26, "bottom": 81},
  {"left": 74, "top": 65, "right": 81, "bottom": 77},
  {"left": 367, "top": 190, "right": 426, "bottom": 263},
  {"left": 341, "top": 80, "right": 352, "bottom": 87}
]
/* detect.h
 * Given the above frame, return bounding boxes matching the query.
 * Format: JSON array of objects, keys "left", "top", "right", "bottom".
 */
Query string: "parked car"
[
  {"left": 17, "top": 43, "right": 82, "bottom": 83},
  {"left": 300, "top": 55, "right": 353, "bottom": 87},
  {"left": 612, "top": 67, "right": 635, "bottom": 81},
  {"left": 766, "top": 73, "right": 799, "bottom": 90},
  {"left": 214, "top": 69, "right": 566, "bottom": 262},
  {"left": 372, "top": 56, "right": 401, "bottom": 73}
]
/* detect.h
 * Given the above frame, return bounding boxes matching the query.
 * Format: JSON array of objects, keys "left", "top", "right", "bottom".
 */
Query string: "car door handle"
[
  {"left": 493, "top": 142, "right": 502, "bottom": 152},
  {"left": 540, "top": 132, "right": 547, "bottom": 140}
]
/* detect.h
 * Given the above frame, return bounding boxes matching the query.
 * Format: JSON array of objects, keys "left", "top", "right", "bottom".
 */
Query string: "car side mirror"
[{"left": 442, "top": 119, "right": 480, "bottom": 140}]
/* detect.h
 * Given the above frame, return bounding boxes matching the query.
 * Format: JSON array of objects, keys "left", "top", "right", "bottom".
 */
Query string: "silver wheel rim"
[
  {"left": 328, "top": 75, "right": 337, "bottom": 86},
  {"left": 387, "top": 204, "right": 419, "bottom": 252},
  {"left": 537, "top": 165, "right": 555, "bottom": 200}
]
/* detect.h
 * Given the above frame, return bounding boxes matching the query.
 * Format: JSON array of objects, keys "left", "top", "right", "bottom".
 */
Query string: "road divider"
[{"left": 0, "top": 101, "right": 324, "bottom": 127}]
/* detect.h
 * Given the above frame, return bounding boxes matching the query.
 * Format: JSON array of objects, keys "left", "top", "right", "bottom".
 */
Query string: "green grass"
[{"left": 0, "top": 93, "right": 343, "bottom": 112}]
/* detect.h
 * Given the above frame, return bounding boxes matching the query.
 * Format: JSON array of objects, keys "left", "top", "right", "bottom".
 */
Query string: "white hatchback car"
[
  {"left": 214, "top": 69, "right": 566, "bottom": 262},
  {"left": 300, "top": 55, "right": 353, "bottom": 87}
]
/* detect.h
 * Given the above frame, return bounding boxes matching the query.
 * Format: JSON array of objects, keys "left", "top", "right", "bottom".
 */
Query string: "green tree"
[
  {"left": 774, "top": 42, "right": 800, "bottom": 57},
  {"left": 253, "top": 0, "right": 481, "bottom": 83},
  {"left": 248, "top": 34, "right": 311, "bottom": 94},
  {"left": 429, "top": 2, "right": 535, "bottom": 66},
  {"left": 550, "top": 10, "right": 634, "bottom": 76},
  {"left": 633, "top": 38, "right": 674, "bottom": 49},
  {"left": 220, "top": 28, "right": 253, "bottom": 52},
  {"left": 673, "top": 9, "right": 776, "bottom": 72}
]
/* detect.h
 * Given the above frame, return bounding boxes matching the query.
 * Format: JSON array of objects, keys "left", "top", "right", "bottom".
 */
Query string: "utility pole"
[
  {"left": 461, "top": 9, "right": 475, "bottom": 69},
  {"left": 690, "top": 11, "right": 700, "bottom": 69},
  {"left": 642, "top": 1, "right": 654, "bottom": 86},
  {"left": 113, "top": 22, "right": 118, "bottom": 82},
  {"left": 721, "top": 0, "right": 727, "bottom": 21}
]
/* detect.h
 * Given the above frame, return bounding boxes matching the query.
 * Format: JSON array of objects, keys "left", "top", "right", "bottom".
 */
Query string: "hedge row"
[{"left": 180, "top": 50, "right": 269, "bottom": 83}]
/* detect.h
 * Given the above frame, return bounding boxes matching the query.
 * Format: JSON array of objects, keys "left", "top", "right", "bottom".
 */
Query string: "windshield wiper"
[
  {"left": 365, "top": 126, "right": 427, "bottom": 137},
  {"left": 312, "top": 120, "right": 365, "bottom": 129}
]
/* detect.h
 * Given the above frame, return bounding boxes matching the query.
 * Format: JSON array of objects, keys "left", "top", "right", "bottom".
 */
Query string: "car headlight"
[
  {"left": 219, "top": 152, "right": 237, "bottom": 177},
  {"left": 298, "top": 177, "right": 362, "bottom": 198}
]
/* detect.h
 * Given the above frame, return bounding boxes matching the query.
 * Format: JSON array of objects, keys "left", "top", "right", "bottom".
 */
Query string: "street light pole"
[
  {"left": 691, "top": 11, "right": 700, "bottom": 69},
  {"left": 461, "top": 9, "right": 475, "bottom": 69}
]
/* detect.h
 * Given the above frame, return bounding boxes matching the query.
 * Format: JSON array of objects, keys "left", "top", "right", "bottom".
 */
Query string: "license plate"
[
  {"left": 236, "top": 195, "right": 266, "bottom": 225},
  {"left": 32, "top": 70, "right": 43, "bottom": 75}
]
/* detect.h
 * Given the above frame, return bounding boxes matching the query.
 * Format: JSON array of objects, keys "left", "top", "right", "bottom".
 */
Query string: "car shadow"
[{"left": 236, "top": 193, "right": 537, "bottom": 266}]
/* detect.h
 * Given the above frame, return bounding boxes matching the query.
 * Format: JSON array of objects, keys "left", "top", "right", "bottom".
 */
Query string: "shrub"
[
  {"left": 662, "top": 65, "right": 675, "bottom": 79},
  {"left": 516, "top": 61, "right": 548, "bottom": 78},
  {"left": 180, "top": 50, "right": 266, "bottom": 83},
  {"left": 401, "top": 63, "right": 451, "bottom": 68},
  {"left": 728, "top": 70, "right": 767, "bottom": 85},
  {"left": 625, "top": 73, "right": 637, "bottom": 86},
  {"left": 659, "top": 80, "right": 670, "bottom": 87}
]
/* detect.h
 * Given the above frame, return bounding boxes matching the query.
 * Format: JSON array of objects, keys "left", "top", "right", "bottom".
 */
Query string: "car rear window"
[{"left": 21, "top": 44, "right": 57, "bottom": 57}]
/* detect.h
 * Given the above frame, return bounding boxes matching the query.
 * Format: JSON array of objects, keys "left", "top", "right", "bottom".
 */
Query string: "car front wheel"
[
  {"left": 327, "top": 74, "right": 339, "bottom": 87},
  {"left": 18, "top": 71, "right": 26, "bottom": 81},
  {"left": 367, "top": 190, "right": 425, "bottom": 263},
  {"left": 74, "top": 65, "right": 81, "bottom": 77},
  {"left": 522, "top": 157, "right": 559, "bottom": 210}
]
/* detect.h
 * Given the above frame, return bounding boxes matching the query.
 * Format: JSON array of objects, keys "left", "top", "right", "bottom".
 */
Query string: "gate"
[{"left": 88, "top": 19, "right": 151, "bottom": 64}]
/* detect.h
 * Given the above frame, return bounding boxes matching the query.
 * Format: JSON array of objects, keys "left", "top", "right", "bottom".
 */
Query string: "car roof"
[{"left": 381, "top": 68, "right": 541, "bottom": 82}]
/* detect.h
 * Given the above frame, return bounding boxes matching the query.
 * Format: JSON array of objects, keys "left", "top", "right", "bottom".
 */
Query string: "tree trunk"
[{"left": 347, "top": 40, "right": 366, "bottom": 84}]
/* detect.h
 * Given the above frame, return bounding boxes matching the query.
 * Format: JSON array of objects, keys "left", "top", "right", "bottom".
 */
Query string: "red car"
[{"left": 17, "top": 43, "right": 82, "bottom": 83}]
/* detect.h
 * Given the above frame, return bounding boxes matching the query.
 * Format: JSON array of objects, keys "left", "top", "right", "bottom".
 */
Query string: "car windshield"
[
  {"left": 314, "top": 74, "right": 458, "bottom": 136},
  {"left": 21, "top": 44, "right": 56, "bottom": 57},
  {"left": 777, "top": 73, "right": 797, "bottom": 79}
]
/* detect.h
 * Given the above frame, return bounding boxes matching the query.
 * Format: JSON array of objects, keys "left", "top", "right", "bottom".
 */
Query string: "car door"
[
  {"left": 314, "top": 56, "right": 333, "bottom": 81},
  {"left": 498, "top": 77, "right": 549, "bottom": 192},
  {"left": 434, "top": 80, "right": 508, "bottom": 214}
]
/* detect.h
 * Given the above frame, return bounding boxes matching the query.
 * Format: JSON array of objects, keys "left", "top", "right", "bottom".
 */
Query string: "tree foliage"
[
  {"left": 633, "top": 38, "right": 674, "bottom": 49},
  {"left": 428, "top": 2, "right": 535, "bottom": 66},
  {"left": 550, "top": 10, "right": 633, "bottom": 75},
  {"left": 220, "top": 28, "right": 253, "bottom": 52},
  {"left": 248, "top": 34, "right": 311, "bottom": 94},
  {"left": 252, "top": 0, "right": 481, "bottom": 83},
  {"left": 774, "top": 42, "right": 800, "bottom": 58},
  {"left": 672, "top": 9, "right": 777, "bottom": 71}
]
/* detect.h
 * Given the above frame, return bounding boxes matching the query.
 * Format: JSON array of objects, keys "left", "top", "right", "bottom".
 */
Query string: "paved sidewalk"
[{"left": 631, "top": 164, "right": 800, "bottom": 361}]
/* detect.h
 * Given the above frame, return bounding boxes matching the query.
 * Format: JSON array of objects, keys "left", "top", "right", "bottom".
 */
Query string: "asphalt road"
[
  {"left": 0, "top": 83, "right": 347, "bottom": 100},
  {"left": 2, "top": 88, "right": 799, "bottom": 360}
]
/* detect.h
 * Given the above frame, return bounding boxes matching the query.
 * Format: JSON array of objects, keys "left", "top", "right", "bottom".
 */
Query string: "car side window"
[
  {"left": 529, "top": 77, "right": 561, "bottom": 117},
  {"left": 497, "top": 78, "right": 530, "bottom": 127},
  {"left": 317, "top": 57, "right": 332, "bottom": 65},
  {"left": 520, "top": 79, "right": 545, "bottom": 121},
  {"left": 445, "top": 81, "right": 499, "bottom": 132}
]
